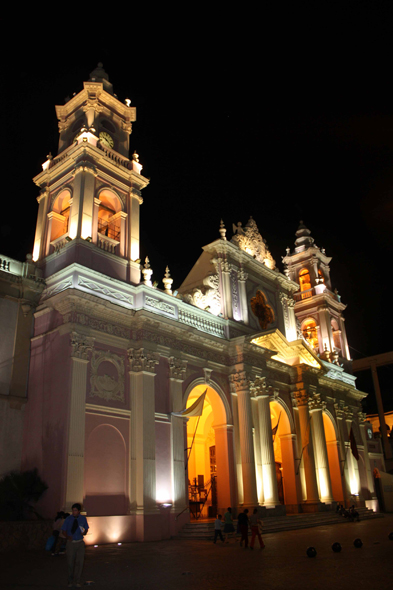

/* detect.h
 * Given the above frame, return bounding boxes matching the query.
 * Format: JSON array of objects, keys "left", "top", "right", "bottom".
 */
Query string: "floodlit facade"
[{"left": 0, "top": 66, "right": 386, "bottom": 543}]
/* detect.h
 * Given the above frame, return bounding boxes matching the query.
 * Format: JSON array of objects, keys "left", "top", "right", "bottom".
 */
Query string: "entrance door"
[{"left": 276, "top": 462, "right": 285, "bottom": 504}]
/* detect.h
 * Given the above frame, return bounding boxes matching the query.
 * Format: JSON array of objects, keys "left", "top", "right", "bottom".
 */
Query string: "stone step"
[{"left": 173, "top": 508, "right": 383, "bottom": 539}]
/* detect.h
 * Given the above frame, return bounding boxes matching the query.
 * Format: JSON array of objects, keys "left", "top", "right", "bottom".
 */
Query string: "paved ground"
[{"left": 1, "top": 515, "right": 393, "bottom": 589}]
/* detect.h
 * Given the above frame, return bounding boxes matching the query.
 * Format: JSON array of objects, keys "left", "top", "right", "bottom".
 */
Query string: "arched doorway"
[
  {"left": 185, "top": 384, "right": 233, "bottom": 518},
  {"left": 323, "top": 412, "right": 344, "bottom": 502},
  {"left": 270, "top": 400, "right": 299, "bottom": 508}
]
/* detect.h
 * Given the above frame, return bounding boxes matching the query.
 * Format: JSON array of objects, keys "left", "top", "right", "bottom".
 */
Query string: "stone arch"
[
  {"left": 84, "top": 423, "right": 127, "bottom": 516},
  {"left": 184, "top": 379, "right": 235, "bottom": 516},
  {"left": 323, "top": 410, "right": 344, "bottom": 502},
  {"left": 183, "top": 377, "right": 232, "bottom": 426},
  {"left": 96, "top": 188, "right": 124, "bottom": 247},
  {"left": 270, "top": 397, "right": 299, "bottom": 507},
  {"left": 49, "top": 188, "right": 72, "bottom": 242}
]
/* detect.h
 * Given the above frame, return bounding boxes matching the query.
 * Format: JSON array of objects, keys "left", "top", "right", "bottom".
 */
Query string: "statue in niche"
[{"left": 250, "top": 290, "right": 275, "bottom": 330}]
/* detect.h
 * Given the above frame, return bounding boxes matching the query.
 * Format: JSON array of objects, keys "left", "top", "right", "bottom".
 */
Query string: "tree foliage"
[{"left": 0, "top": 469, "right": 48, "bottom": 521}]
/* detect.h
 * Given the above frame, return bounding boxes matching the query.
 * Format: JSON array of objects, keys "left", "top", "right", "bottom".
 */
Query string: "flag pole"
[
  {"left": 185, "top": 412, "right": 202, "bottom": 470},
  {"left": 272, "top": 412, "right": 282, "bottom": 444}
]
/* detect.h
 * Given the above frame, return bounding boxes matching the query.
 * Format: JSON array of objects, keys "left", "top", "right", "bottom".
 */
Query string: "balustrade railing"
[
  {"left": 97, "top": 233, "right": 119, "bottom": 254},
  {"left": 50, "top": 234, "right": 69, "bottom": 253}
]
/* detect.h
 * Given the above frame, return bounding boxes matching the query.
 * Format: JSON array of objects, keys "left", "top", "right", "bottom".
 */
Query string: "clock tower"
[
  {"left": 283, "top": 221, "right": 351, "bottom": 364},
  {"left": 32, "top": 64, "right": 148, "bottom": 284}
]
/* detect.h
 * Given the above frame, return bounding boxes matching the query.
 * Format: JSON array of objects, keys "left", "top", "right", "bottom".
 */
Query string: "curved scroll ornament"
[
  {"left": 90, "top": 350, "right": 125, "bottom": 402},
  {"left": 231, "top": 217, "right": 276, "bottom": 269},
  {"left": 182, "top": 274, "right": 221, "bottom": 315},
  {"left": 250, "top": 290, "right": 275, "bottom": 330}
]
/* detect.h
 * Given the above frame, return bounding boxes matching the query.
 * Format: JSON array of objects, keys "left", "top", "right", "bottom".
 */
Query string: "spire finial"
[
  {"left": 162, "top": 266, "right": 173, "bottom": 295},
  {"left": 219, "top": 219, "right": 227, "bottom": 240},
  {"left": 142, "top": 256, "right": 153, "bottom": 287}
]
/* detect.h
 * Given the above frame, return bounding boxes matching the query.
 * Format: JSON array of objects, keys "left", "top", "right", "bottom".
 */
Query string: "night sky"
[{"left": 2, "top": 6, "right": 392, "bottom": 412}]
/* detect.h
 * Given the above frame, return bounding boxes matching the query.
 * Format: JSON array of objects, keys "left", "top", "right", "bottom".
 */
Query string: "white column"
[
  {"left": 344, "top": 411, "right": 361, "bottom": 498},
  {"left": 64, "top": 332, "right": 94, "bottom": 511},
  {"left": 339, "top": 317, "right": 350, "bottom": 360},
  {"left": 33, "top": 189, "right": 49, "bottom": 262},
  {"left": 169, "top": 357, "right": 188, "bottom": 513},
  {"left": 309, "top": 394, "right": 334, "bottom": 503},
  {"left": 238, "top": 269, "right": 249, "bottom": 324},
  {"left": 128, "top": 348, "right": 160, "bottom": 515},
  {"left": 358, "top": 414, "right": 377, "bottom": 499},
  {"left": 257, "top": 394, "right": 280, "bottom": 506},
  {"left": 251, "top": 398, "right": 263, "bottom": 504},
  {"left": 295, "top": 391, "right": 319, "bottom": 503},
  {"left": 335, "top": 404, "right": 351, "bottom": 504},
  {"left": 80, "top": 166, "right": 96, "bottom": 239},
  {"left": 230, "top": 372, "right": 258, "bottom": 507},
  {"left": 232, "top": 394, "right": 244, "bottom": 505},
  {"left": 221, "top": 260, "right": 233, "bottom": 319}
]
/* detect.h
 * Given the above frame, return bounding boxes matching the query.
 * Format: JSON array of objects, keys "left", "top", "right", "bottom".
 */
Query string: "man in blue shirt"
[{"left": 61, "top": 503, "right": 89, "bottom": 588}]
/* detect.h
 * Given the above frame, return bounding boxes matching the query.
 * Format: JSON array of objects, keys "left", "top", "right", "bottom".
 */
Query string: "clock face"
[{"left": 99, "top": 132, "right": 114, "bottom": 149}]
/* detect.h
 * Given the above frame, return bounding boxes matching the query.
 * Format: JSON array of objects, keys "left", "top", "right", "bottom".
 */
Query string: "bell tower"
[
  {"left": 282, "top": 222, "right": 351, "bottom": 363},
  {"left": 32, "top": 64, "right": 149, "bottom": 284}
]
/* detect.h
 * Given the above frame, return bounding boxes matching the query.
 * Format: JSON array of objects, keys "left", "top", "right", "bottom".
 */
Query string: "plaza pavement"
[{"left": 1, "top": 514, "right": 393, "bottom": 590}]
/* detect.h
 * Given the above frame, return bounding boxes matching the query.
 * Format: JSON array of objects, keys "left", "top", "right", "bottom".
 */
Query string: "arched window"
[
  {"left": 302, "top": 318, "right": 319, "bottom": 350},
  {"left": 50, "top": 190, "right": 71, "bottom": 241},
  {"left": 97, "top": 190, "right": 122, "bottom": 249},
  {"left": 299, "top": 268, "right": 312, "bottom": 299}
]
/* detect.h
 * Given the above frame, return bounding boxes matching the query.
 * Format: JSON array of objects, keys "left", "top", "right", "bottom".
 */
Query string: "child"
[{"left": 213, "top": 514, "right": 224, "bottom": 543}]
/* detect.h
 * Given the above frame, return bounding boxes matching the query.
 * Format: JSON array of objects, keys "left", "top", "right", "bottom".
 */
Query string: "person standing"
[
  {"left": 249, "top": 508, "right": 265, "bottom": 550},
  {"left": 237, "top": 508, "right": 250, "bottom": 549},
  {"left": 223, "top": 507, "right": 235, "bottom": 543},
  {"left": 62, "top": 503, "right": 89, "bottom": 588},
  {"left": 213, "top": 514, "right": 225, "bottom": 544}
]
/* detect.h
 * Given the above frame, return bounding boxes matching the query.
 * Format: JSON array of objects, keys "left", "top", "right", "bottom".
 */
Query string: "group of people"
[
  {"left": 48, "top": 503, "right": 89, "bottom": 588},
  {"left": 336, "top": 504, "right": 360, "bottom": 522},
  {"left": 214, "top": 507, "right": 265, "bottom": 550}
]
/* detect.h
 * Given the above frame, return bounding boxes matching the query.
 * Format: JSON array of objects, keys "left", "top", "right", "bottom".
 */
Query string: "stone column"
[
  {"left": 229, "top": 372, "right": 258, "bottom": 507},
  {"left": 358, "top": 412, "right": 377, "bottom": 500},
  {"left": 221, "top": 260, "right": 233, "bottom": 319},
  {"left": 214, "top": 424, "right": 237, "bottom": 511},
  {"left": 92, "top": 198, "right": 101, "bottom": 245},
  {"left": 119, "top": 212, "right": 128, "bottom": 258},
  {"left": 231, "top": 394, "right": 244, "bottom": 505},
  {"left": 295, "top": 390, "right": 319, "bottom": 504},
  {"left": 309, "top": 393, "right": 334, "bottom": 503},
  {"left": 238, "top": 269, "right": 249, "bottom": 325},
  {"left": 33, "top": 189, "right": 49, "bottom": 262},
  {"left": 338, "top": 317, "right": 350, "bottom": 360},
  {"left": 335, "top": 403, "right": 351, "bottom": 503},
  {"left": 169, "top": 357, "right": 188, "bottom": 513},
  {"left": 64, "top": 332, "right": 94, "bottom": 511},
  {"left": 257, "top": 392, "right": 280, "bottom": 506},
  {"left": 251, "top": 398, "right": 263, "bottom": 504},
  {"left": 344, "top": 410, "right": 361, "bottom": 498},
  {"left": 80, "top": 164, "right": 96, "bottom": 239},
  {"left": 128, "top": 348, "right": 160, "bottom": 517}
]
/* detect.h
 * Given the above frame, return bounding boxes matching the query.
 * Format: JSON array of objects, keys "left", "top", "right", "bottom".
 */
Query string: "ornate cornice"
[
  {"left": 127, "top": 347, "right": 159, "bottom": 374},
  {"left": 169, "top": 356, "right": 187, "bottom": 380},
  {"left": 308, "top": 392, "right": 326, "bottom": 412},
  {"left": 229, "top": 371, "right": 251, "bottom": 393},
  {"left": 70, "top": 331, "right": 94, "bottom": 360}
]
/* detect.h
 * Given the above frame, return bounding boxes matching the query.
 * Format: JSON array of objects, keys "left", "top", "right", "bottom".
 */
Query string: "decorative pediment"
[{"left": 231, "top": 217, "right": 276, "bottom": 269}]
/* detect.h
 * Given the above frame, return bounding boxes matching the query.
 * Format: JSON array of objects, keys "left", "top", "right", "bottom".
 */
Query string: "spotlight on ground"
[
  {"left": 353, "top": 538, "right": 363, "bottom": 548},
  {"left": 118, "top": 543, "right": 122, "bottom": 546},
  {"left": 94, "top": 545, "right": 98, "bottom": 548},
  {"left": 332, "top": 542, "right": 342, "bottom": 552},
  {"left": 306, "top": 547, "right": 317, "bottom": 558}
]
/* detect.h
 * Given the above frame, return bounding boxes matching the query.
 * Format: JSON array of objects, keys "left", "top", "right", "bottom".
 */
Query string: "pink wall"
[
  {"left": 84, "top": 416, "right": 129, "bottom": 516},
  {"left": 155, "top": 422, "right": 172, "bottom": 504},
  {"left": 22, "top": 330, "right": 71, "bottom": 518}
]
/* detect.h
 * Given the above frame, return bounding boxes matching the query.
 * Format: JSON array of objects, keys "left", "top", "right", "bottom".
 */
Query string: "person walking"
[
  {"left": 237, "top": 508, "right": 250, "bottom": 549},
  {"left": 223, "top": 507, "right": 236, "bottom": 543},
  {"left": 213, "top": 514, "right": 225, "bottom": 544},
  {"left": 51, "top": 511, "right": 65, "bottom": 555},
  {"left": 62, "top": 503, "right": 89, "bottom": 588},
  {"left": 249, "top": 508, "right": 265, "bottom": 550}
]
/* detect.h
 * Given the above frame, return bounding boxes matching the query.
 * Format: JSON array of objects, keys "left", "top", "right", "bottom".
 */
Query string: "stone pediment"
[{"left": 231, "top": 217, "right": 276, "bottom": 270}]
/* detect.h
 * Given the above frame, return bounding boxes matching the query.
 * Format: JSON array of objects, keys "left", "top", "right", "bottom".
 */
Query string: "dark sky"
[{"left": 1, "top": 6, "right": 392, "bottom": 412}]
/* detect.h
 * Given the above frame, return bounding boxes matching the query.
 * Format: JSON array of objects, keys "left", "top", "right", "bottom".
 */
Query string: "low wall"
[{"left": 0, "top": 520, "right": 53, "bottom": 552}]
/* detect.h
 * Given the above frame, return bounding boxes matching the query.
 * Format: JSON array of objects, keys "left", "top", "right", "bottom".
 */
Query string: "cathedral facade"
[{"left": 0, "top": 66, "right": 385, "bottom": 543}]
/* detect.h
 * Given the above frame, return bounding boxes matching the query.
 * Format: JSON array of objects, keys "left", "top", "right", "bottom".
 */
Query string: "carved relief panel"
[{"left": 90, "top": 350, "right": 125, "bottom": 403}]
